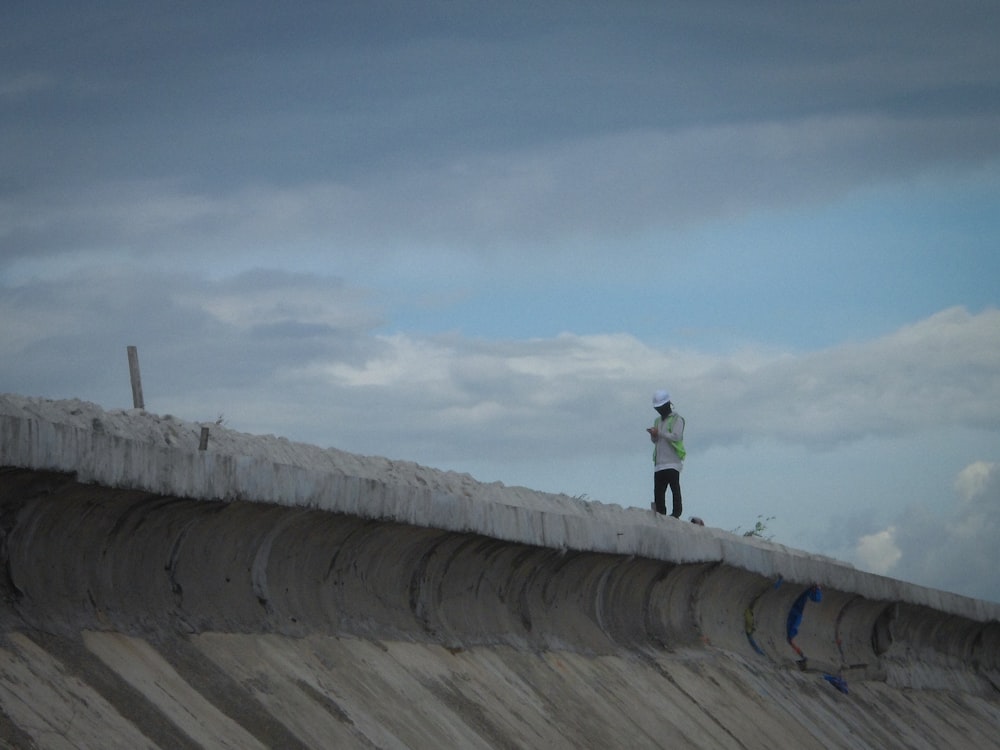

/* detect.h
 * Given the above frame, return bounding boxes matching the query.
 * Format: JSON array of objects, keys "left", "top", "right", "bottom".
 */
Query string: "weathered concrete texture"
[
  {"left": 0, "top": 395, "right": 998, "bottom": 748},
  {"left": 2, "top": 628, "right": 999, "bottom": 750}
]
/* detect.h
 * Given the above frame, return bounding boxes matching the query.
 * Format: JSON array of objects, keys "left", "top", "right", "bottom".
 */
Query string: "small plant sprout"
[{"left": 733, "top": 515, "right": 776, "bottom": 541}]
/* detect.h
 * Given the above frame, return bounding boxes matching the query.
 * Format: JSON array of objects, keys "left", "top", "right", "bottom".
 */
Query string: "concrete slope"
[{"left": 0, "top": 395, "right": 998, "bottom": 749}]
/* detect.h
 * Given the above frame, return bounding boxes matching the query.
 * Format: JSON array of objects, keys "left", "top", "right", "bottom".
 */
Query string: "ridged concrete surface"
[{"left": 0, "top": 395, "right": 998, "bottom": 749}]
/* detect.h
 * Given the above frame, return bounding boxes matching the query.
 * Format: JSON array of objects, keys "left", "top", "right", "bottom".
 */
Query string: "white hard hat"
[{"left": 652, "top": 390, "right": 671, "bottom": 407}]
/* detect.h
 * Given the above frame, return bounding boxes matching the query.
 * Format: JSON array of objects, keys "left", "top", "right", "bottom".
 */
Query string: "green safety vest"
[{"left": 653, "top": 414, "right": 686, "bottom": 462}]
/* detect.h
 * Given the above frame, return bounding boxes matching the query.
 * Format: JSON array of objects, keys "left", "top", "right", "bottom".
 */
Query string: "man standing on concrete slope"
[{"left": 647, "top": 389, "right": 686, "bottom": 518}]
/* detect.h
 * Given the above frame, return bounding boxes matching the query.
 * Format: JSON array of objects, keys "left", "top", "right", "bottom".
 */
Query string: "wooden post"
[
  {"left": 199, "top": 427, "right": 210, "bottom": 451},
  {"left": 127, "top": 345, "right": 144, "bottom": 410}
]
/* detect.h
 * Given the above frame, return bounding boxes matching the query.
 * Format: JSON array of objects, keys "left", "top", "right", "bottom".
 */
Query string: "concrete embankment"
[{"left": 0, "top": 395, "right": 998, "bottom": 749}]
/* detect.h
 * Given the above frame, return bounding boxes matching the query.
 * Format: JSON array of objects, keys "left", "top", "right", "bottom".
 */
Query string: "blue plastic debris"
[
  {"left": 823, "top": 674, "right": 849, "bottom": 694},
  {"left": 786, "top": 584, "right": 822, "bottom": 657}
]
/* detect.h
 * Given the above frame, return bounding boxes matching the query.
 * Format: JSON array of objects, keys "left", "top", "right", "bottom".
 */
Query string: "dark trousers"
[{"left": 654, "top": 468, "right": 682, "bottom": 518}]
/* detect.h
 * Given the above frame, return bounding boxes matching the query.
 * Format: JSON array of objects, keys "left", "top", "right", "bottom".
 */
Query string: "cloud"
[
  {"left": 855, "top": 528, "right": 903, "bottom": 575},
  {"left": 2, "top": 265, "right": 997, "bottom": 600},
  {"left": 853, "top": 461, "right": 1000, "bottom": 603},
  {"left": 241, "top": 305, "right": 1000, "bottom": 500},
  {"left": 2, "top": 258, "right": 997, "bottom": 455},
  {"left": 5, "top": 114, "right": 1000, "bottom": 273},
  {"left": 955, "top": 460, "right": 996, "bottom": 502},
  {"left": 0, "top": 267, "right": 384, "bottom": 404},
  {"left": 5, "top": 2, "right": 1000, "bottom": 232},
  {"left": 675, "top": 306, "right": 1000, "bottom": 448},
  {"left": 210, "top": 301, "right": 1000, "bottom": 463}
]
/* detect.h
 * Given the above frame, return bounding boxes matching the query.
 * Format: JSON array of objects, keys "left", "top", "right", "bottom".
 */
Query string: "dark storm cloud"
[
  {"left": 3, "top": 1, "right": 998, "bottom": 275},
  {"left": 4, "top": 1, "right": 999, "bottom": 193}
]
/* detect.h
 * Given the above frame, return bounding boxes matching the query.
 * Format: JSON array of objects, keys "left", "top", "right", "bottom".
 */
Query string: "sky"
[{"left": 2, "top": 1, "right": 999, "bottom": 603}]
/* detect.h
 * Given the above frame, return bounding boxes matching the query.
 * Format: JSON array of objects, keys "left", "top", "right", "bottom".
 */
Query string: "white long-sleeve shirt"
[{"left": 652, "top": 413, "right": 685, "bottom": 472}]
